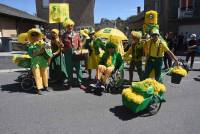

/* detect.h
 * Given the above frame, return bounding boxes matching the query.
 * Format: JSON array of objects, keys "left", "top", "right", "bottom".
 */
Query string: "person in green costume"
[
  {"left": 84, "top": 28, "right": 105, "bottom": 79},
  {"left": 95, "top": 42, "right": 124, "bottom": 89},
  {"left": 143, "top": 28, "right": 178, "bottom": 83},
  {"left": 124, "top": 31, "right": 143, "bottom": 82},
  {"left": 49, "top": 29, "right": 68, "bottom": 83}
]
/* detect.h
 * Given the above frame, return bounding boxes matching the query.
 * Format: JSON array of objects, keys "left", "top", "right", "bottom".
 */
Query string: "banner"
[{"left": 49, "top": 3, "right": 69, "bottom": 23}]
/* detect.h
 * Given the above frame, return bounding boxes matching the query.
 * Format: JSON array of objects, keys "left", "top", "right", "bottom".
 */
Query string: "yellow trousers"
[
  {"left": 96, "top": 65, "right": 114, "bottom": 83},
  {"left": 32, "top": 67, "right": 48, "bottom": 90}
]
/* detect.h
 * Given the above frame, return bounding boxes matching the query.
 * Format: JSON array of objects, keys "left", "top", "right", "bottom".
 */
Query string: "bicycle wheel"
[
  {"left": 148, "top": 97, "right": 162, "bottom": 115},
  {"left": 21, "top": 78, "right": 34, "bottom": 91}
]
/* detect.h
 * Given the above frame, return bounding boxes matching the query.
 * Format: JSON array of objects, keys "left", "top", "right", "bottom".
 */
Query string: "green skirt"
[{"left": 49, "top": 53, "right": 68, "bottom": 81}]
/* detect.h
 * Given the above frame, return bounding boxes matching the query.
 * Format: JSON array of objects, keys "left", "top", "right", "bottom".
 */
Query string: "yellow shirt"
[
  {"left": 106, "top": 55, "right": 113, "bottom": 67},
  {"left": 144, "top": 39, "right": 169, "bottom": 57}
]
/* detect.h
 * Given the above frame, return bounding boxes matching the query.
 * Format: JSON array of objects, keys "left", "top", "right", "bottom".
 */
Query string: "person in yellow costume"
[
  {"left": 143, "top": 28, "right": 178, "bottom": 83},
  {"left": 27, "top": 28, "right": 52, "bottom": 95},
  {"left": 124, "top": 31, "right": 143, "bottom": 82},
  {"left": 84, "top": 28, "right": 105, "bottom": 79}
]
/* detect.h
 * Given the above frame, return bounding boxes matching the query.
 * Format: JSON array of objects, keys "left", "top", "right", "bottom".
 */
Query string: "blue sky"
[{"left": 0, "top": 0, "right": 144, "bottom": 23}]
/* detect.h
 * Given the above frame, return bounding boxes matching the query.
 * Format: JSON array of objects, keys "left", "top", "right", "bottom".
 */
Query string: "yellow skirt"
[{"left": 87, "top": 50, "right": 104, "bottom": 69}]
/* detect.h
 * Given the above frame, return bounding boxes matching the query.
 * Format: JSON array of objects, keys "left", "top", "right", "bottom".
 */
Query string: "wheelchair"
[
  {"left": 104, "top": 69, "right": 124, "bottom": 93},
  {"left": 89, "top": 68, "right": 124, "bottom": 94},
  {"left": 16, "top": 69, "right": 35, "bottom": 91}
]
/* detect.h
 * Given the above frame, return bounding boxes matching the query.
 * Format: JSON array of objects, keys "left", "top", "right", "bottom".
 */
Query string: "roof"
[{"left": 0, "top": 4, "right": 47, "bottom": 23}]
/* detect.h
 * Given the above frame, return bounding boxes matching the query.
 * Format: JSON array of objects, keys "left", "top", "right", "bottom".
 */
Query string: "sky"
[{"left": 0, "top": 0, "right": 144, "bottom": 23}]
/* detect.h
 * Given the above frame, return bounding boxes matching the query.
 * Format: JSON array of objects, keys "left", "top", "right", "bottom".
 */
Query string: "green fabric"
[
  {"left": 99, "top": 51, "right": 124, "bottom": 71},
  {"left": 64, "top": 48, "right": 82, "bottom": 84},
  {"left": 84, "top": 38, "right": 105, "bottom": 55},
  {"left": 28, "top": 43, "right": 48, "bottom": 69},
  {"left": 143, "top": 57, "right": 163, "bottom": 83},
  {"left": 49, "top": 43, "right": 68, "bottom": 80},
  {"left": 132, "top": 43, "right": 143, "bottom": 61}
]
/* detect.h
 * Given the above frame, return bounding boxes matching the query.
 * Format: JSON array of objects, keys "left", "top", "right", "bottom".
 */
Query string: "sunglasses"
[{"left": 31, "top": 32, "right": 39, "bottom": 37}]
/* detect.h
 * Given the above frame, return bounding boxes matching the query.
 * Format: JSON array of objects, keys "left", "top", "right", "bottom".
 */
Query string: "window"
[{"left": 42, "top": 0, "right": 49, "bottom": 8}]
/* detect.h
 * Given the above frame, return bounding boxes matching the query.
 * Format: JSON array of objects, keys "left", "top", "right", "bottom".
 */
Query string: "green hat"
[
  {"left": 151, "top": 28, "right": 159, "bottom": 35},
  {"left": 106, "top": 42, "right": 116, "bottom": 49},
  {"left": 94, "top": 38, "right": 104, "bottom": 46}
]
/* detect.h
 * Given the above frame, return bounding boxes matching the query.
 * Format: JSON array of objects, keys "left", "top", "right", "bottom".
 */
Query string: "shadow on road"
[
  {"left": 109, "top": 105, "right": 155, "bottom": 121},
  {"left": 194, "top": 78, "right": 200, "bottom": 82},
  {"left": 109, "top": 106, "right": 139, "bottom": 121},
  {"left": 1, "top": 83, "right": 35, "bottom": 94}
]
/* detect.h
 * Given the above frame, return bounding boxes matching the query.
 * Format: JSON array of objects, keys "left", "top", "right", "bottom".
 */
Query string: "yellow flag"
[{"left": 49, "top": 3, "right": 69, "bottom": 23}]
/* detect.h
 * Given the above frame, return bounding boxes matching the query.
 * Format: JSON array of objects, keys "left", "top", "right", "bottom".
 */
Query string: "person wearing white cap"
[{"left": 186, "top": 34, "right": 198, "bottom": 70}]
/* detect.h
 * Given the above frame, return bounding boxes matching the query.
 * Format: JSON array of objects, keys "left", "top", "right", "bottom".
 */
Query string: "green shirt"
[{"left": 28, "top": 43, "right": 49, "bottom": 69}]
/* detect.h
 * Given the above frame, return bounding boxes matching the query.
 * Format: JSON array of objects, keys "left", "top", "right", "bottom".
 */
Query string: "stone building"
[
  {"left": 144, "top": 0, "right": 200, "bottom": 35},
  {"left": 0, "top": 3, "right": 47, "bottom": 38},
  {"left": 35, "top": 0, "right": 95, "bottom": 31}
]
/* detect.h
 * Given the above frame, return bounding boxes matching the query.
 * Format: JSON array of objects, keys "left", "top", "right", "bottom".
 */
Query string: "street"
[{"left": 0, "top": 63, "right": 200, "bottom": 134}]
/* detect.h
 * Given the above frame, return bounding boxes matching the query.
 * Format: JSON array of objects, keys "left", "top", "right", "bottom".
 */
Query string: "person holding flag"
[{"left": 62, "top": 19, "right": 86, "bottom": 90}]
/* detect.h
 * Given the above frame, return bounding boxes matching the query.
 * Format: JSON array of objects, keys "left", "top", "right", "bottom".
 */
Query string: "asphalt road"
[{"left": 0, "top": 65, "right": 200, "bottom": 134}]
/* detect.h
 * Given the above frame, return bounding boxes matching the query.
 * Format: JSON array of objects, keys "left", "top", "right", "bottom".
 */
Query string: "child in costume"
[
  {"left": 49, "top": 29, "right": 68, "bottom": 83},
  {"left": 62, "top": 18, "right": 86, "bottom": 90},
  {"left": 95, "top": 42, "right": 124, "bottom": 89},
  {"left": 27, "top": 28, "right": 52, "bottom": 95},
  {"left": 124, "top": 31, "right": 143, "bottom": 82},
  {"left": 143, "top": 28, "right": 178, "bottom": 83},
  {"left": 84, "top": 28, "right": 105, "bottom": 79}
]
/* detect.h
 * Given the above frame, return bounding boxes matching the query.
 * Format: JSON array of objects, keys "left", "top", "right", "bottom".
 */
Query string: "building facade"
[
  {"left": 144, "top": 0, "right": 200, "bottom": 35},
  {"left": 35, "top": 0, "right": 95, "bottom": 31},
  {"left": 0, "top": 4, "right": 47, "bottom": 38}
]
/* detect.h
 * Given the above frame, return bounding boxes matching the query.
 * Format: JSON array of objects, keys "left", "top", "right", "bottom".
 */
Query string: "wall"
[
  {"left": 179, "top": 24, "right": 200, "bottom": 35},
  {"left": 0, "top": 16, "right": 17, "bottom": 37}
]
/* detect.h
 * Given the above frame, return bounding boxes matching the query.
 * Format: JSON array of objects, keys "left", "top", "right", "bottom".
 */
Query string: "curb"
[{"left": 0, "top": 68, "right": 28, "bottom": 73}]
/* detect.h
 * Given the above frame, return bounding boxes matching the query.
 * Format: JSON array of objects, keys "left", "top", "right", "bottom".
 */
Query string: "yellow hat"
[
  {"left": 151, "top": 28, "right": 160, "bottom": 35},
  {"left": 131, "top": 31, "right": 142, "bottom": 39},
  {"left": 63, "top": 18, "right": 75, "bottom": 27},
  {"left": 27, "top": 28, "right": 44, "bottom": 43},
  {"left": 51, "top": 29, "right": 59, "bottom": 35},
  {"left": 17, "top": 32, "right": 28, "bottom": 44}
]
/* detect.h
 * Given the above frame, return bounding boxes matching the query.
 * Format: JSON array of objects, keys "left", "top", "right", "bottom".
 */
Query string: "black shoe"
[
  {"left": 36, "top": 90, "right": 43, "bottom": 95},
  {"left": 64, "top": 84, "right": 72, "bottom": 90},
  {"left": 43, "top": 87, "right": 50, "bottom": 92}
]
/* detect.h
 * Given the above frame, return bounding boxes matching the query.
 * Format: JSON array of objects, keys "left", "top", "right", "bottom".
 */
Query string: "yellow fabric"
[
  {"left": 131, "top": 31, "right": 142, "bottom": 39},
  {"left": 17, "top": 33, "right": 28, "bottom": 44},
  {"left": 32, "top": 67, "right": 48, "bottom": 90},
  {"left": 122, "top": 88, "right": 144, "bottom": 104},
  {"left": 110, "top": 37, "right": 124, "bottom": 56},
  {"left": 51, "top": 29, "right": 59, "bottom": 35},
  {"left": 145, "top": 10, "right": 158, "bottom": 25},
  {"left": 95, "top": 28, "right": 128, "bottom": 41},
  {"left": 97, "top": 65, "right": 114, "bottom": 83},
  {"left": 49, "top": 3, "right": 69, "bottom": 23},
  {"left": 144, "top": 39, "right": 169, "bottom": 57},
  {"left": 106, "top": 55, "right": 113, "bottom": 67},
  {"left": 172, "top": 66, "right": 187, "bottom": 76},
  {"left": 87, "top": 43, "right": 104, "bottom": 69},
  {"left": 27, "top": 28, "right": 44, "bottom": 43}
]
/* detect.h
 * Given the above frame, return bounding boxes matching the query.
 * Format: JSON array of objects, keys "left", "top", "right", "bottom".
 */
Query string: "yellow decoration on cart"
[{"left": 171, "top": 67, "right": 187, "bottom": 77}]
